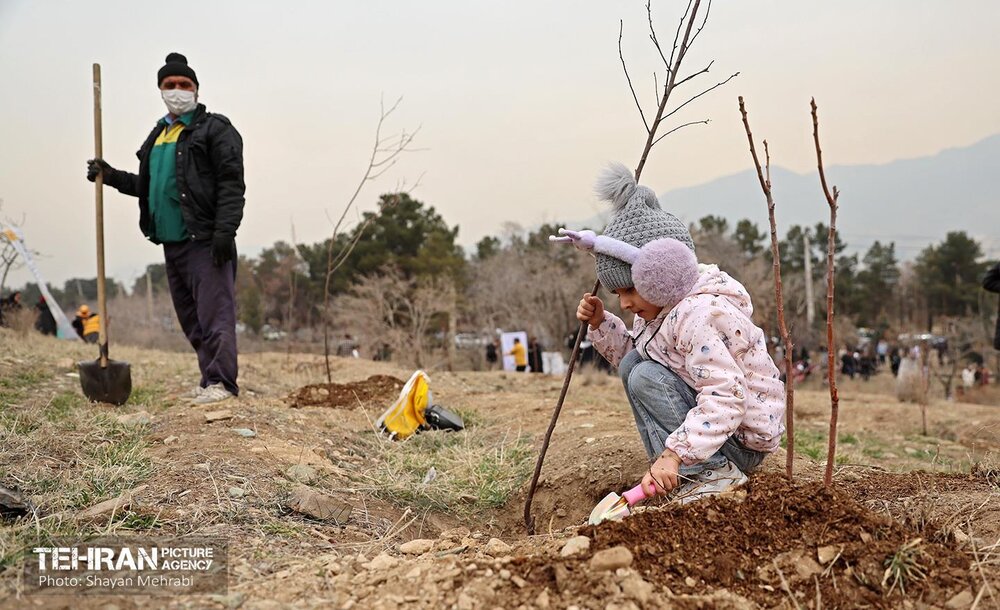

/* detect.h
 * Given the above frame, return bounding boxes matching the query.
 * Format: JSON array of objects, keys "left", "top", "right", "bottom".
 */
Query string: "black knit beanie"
[{"left": 157, "top": 52, "right": 199, "bottom": 88}]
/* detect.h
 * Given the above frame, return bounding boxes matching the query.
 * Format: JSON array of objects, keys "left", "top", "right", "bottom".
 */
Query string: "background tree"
[
  {"left": 914, "top": 231, "right": 985, "bottom": 328},
  {"left": 854, "top": 241, "right": 900, "bottom": 328}
]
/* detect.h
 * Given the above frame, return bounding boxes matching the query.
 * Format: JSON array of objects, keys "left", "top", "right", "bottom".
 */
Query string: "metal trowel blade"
[{"left": 588, "top": 492, "right": 630, "bottom": 525}]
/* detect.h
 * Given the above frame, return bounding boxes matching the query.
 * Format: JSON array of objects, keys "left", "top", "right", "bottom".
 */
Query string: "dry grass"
[{"left": 351, "top": 408, "right": 534, "bottom": 516}]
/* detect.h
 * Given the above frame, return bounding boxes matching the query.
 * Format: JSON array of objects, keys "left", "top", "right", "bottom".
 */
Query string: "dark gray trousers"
[{"left": 164, "top": 240, "right": 239, "bottom": 395}]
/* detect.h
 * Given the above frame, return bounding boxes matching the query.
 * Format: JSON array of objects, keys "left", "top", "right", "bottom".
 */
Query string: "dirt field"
[{"left": 1, "top": 329, "right": 999, "bottom": 609}]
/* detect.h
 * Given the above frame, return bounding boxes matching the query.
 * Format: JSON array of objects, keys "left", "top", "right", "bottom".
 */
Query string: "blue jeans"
[{"left": 619, "top": 350, "right": 765, "bottom": 476}]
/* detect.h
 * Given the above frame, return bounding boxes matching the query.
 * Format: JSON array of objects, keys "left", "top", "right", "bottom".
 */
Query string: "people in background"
[
  {"left": 527, "top": 336, "right": 544, "bottom": 374},
  {"left": 73, "top": 304, "right": 101, "bottom": 344},
  {"left": 485, "top": 340, "right": 498, "bottom": 370},
  {"left": 0, "top": 291, "right": 22, "bottom": 327},
  {"left": 34, "top": 296, "right": 57, "bottom": 336},
  {"left": 508, "top": 337, "right": 528, "bottom": 372}
]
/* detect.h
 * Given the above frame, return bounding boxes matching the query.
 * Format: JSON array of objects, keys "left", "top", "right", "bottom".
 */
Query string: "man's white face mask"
[{"left": 161, "top": 89, "right": 197, "bottom": 116}]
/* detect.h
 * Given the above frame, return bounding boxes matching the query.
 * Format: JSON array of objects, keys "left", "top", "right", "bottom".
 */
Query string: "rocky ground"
[{"left": 1, "top": 329, "right": 998, "bottom": 609}]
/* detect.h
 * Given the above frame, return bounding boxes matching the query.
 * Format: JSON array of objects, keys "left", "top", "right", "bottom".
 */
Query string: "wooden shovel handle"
[{"left": 93, "top": 63, "right": 109, "bottom": 367}]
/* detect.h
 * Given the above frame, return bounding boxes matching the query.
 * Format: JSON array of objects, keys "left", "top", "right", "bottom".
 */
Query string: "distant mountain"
[{"left": 659, "top": 134, "right": 1000, "bottom": 260}]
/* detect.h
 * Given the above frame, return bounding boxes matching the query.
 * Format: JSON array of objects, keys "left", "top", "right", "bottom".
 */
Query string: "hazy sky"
[{"left": 1, "top": 0, "right": 998, "bottom": 291}]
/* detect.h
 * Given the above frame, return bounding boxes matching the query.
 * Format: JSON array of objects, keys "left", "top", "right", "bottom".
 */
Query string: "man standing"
[
  {"left": 508, "top": 337, "right": 528, "bottom": 372},
  {"left": 87, "top": 53, "right": 244, "bottom": 405}
]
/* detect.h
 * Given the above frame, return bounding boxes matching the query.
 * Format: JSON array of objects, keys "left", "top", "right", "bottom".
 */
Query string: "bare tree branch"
[
  {"left": 619, "top": 20, "right": 650, "bottom": 133},
  {"left": 634, "top": 0, "right": 703, "bottom": 180},
  {"left": 322, "top": 98, "right": 421, "bottom": 383},
  {"left": 650, "top": 118, "right": 710, "bottom": 146},
  {"left": 646, "top": 0, "right": 670, "bottom": 68},
  {"left": 685, "top": 0, "right": 713, "bottom": 53},
  {"left": 672, "top": 59, "right": 714, "bottom": 88},
  {"left": 811, "top": 97, "right": 841, "bottom": 488},
  {"left": 739, "top": 96, "right": 795, "bottom": 481},
  {"left": 666, "top": 0, "right": 695, "bottom": 75},
  {"left": 662, "top": 71, "right": 739, "bottom": 121}
]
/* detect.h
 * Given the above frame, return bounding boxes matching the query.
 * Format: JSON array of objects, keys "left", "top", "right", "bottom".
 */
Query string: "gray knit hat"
[{"left": 593, "top": 163, "right": 695, "bottom": 292}]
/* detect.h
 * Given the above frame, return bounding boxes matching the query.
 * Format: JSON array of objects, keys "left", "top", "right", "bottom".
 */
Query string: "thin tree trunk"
[
  {"left": 738, "top": 97, "right": 795, "bottom": 480},
  {"left": 811, "top": 98, "right": 841, "bottom": 488}
]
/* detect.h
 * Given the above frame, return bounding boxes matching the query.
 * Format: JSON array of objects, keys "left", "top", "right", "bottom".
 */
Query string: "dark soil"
[
  {"left": 288, "top": 374, "right": 404, "bottom": 408},
  {"left": 509, "top": 473, "right": 974, "bottom": 609}
]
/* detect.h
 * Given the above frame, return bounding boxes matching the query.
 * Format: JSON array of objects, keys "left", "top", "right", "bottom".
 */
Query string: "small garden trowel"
[{"left": 588, "top": 482, "right": 654, "bottom": 525}]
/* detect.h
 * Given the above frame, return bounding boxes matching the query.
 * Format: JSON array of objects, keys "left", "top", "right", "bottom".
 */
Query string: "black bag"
[{"left": 424, "top": 404, "right": 465, "bottom": 432}]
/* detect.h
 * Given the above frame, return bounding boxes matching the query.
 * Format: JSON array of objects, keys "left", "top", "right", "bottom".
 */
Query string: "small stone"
[
  {"left": 204, "top": 410, "right": 233, "bottom": 422},
  {"left": 209, "top": 592, "right": 246, "bottom": 608},
  {"left": 535, "top": 589, "right": 551, "bottom": 609},
  {"left": 859, "top": 531, "right": 873, "bottom": 544},
  {"left": 484, "top": 538, "right": 511, "bottom": 556},
  {"left": 684, "top": 576, "right": 697, "bottom": 587},
  {"left": 585, "top": 438, "right": 596, "bottom": 444},
  {"left": 817, "top": 545, "right": 841, "bottom": 564},
  {"left": 286, "top": 486, "right": 352, "bottom": 524},
  {"left": 560, "top": 536, "right": 591, "bottom": 557},
  {"left": 117, "top": 411, "right": 152, "bottom": 426},
  {"left": 400, "top": 539, "right": 434, "bottom": 555},
  {"left": 228, "top": 486, "right": 245, "bottom": 499},
  {"left": 556, "top": 508, "right": 567, "bottom": 517},
  {"left": 440, "top": 526, "right": 471, "bottom": 541},
  {"left": 499, "top": 569, "right": 511, "bottom": 580},
  {"left": 457, "top": 593, "right": 475, "bottom": 610},
  {"left": 233, "top": 428, "right": 257, "bottom": 438},
  {"left": 465, "top": 563, "right": 479, "bottom": 572},
  {"left": 404, "top": 567, "right": 422, "bottom": 579},
  {"left": 589, "top": 546, "right": 633, "bottom": 571},
  {"left": 510, "top": 575, "right": 527, "bottom": 589},
  {"left": 953, "top": 528, "right": 970, "bottom": 545},
  {"left": 578, "top": 423, "right": 595, "bottom": 429},
  {"left": 163, "top": 435, "right": 179, "bottom": 445},
  {"left": 620, "top": 575, "right": 653, "bottom": 605},
  {"left": 365, "top": 553, "right": 397, "bottom": 571},
  {"left": 286, "top": 464, "right": 318, "bottom": 484},
  {"left": 945, "top": 589, "right": 975, "bottom": 609}
]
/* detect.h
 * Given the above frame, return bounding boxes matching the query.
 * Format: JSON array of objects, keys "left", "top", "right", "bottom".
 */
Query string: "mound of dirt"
[
  {"left": 508, "top": 473, "right": 973, "bottom": 609},
  {"left": 289, "top": 375, "right": 404, "bottom": 408}
]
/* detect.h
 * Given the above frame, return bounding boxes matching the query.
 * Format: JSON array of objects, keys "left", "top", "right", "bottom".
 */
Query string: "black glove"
[
  {"left": 87, "top": 158, "right": 114, "bottom": 183},
  {"left": 211, "top": 234, "right": 237, "bottom": 267}
]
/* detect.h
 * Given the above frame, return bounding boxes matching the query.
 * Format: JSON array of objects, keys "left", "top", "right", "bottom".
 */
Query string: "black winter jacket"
[
  {"left": 104, "top": 104, "right": 245, "bottom": 244},
  {"left": 984, "top": 263, "right": 1000, "bottom": 350}
]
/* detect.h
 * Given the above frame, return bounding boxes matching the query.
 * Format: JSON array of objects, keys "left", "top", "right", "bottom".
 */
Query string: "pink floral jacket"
[{"left": 588, "top": 265, "right": 786, "bottom": 465}]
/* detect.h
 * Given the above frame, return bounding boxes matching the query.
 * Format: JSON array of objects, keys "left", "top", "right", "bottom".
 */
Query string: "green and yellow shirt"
[{"left": 147, "top": 111, "right": 194, "bottom": 243}]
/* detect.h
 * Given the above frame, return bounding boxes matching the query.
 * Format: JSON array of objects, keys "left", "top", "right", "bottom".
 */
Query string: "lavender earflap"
[{"left": 550, "top": 228, "right": 699, "bottom": 309}]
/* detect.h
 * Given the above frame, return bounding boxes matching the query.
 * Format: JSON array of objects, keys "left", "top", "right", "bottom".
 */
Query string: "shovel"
[
  {"left": 588, "top": 482, "right": 655, "bottom": 526},
  {"left": 79, "top": 63, "right": 132, "bottom": 406}
]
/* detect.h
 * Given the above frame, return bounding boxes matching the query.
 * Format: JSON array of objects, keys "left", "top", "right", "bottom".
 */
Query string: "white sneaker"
[
  {"left": 671, "top": 459, "right": 748, "bottom": 505},
  {"left": 184, "top": 385, "right": 205, "bottom": 399},
  {"left": 191, "top": 383, "right": 234, "bottom": 406}
]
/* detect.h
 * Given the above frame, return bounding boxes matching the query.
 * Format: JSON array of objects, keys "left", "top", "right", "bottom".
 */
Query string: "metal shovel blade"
[
  {"left": 588, "top": 492, "right": 630, "bottom": 525},
  {"left": 79, "top": 358, "right": 132, "bottom": 406}
]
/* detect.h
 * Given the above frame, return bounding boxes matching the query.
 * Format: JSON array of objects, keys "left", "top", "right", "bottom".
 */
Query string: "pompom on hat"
[
  {"left": 157, "top": 52, "right": 199, "bottom": 88},
  {"left": 550, "top": 163, "right": 698, "bottom": 309},
  {"left": 592, "top": 163, "right": 695, "bottom": 294}
]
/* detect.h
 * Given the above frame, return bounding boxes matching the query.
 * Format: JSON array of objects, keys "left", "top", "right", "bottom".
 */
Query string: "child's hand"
[
  {"left": 576, "top": 293, "right": 605, "bottom": 329},
  {"left": 642, "top": 450, "right": 682, "bottom": 497}
]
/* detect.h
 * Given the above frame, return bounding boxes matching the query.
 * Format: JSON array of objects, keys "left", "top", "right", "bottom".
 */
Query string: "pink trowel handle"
[{"left": 622, "top": 482, "right": 656, "bottom": 506}]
